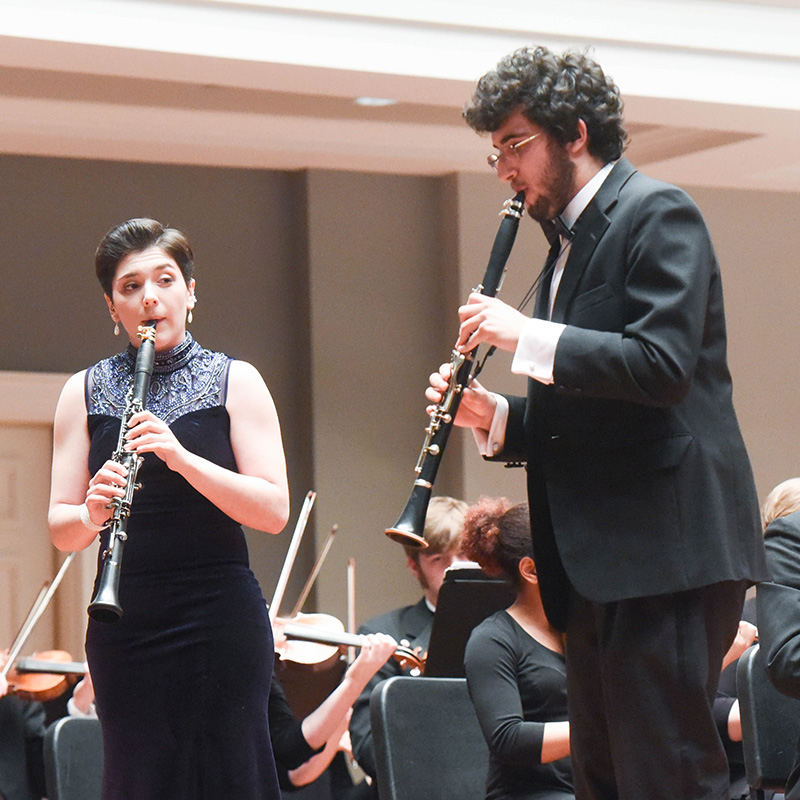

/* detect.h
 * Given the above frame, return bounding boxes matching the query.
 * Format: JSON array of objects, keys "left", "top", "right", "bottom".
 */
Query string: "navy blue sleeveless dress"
[{"left": 84, "top": 334, "right": 280, "bottom": 800}]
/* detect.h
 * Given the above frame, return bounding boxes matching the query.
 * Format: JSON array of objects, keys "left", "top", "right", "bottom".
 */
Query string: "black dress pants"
[{"left": 565, "top": 580, "right": 746, "bottom": 800}]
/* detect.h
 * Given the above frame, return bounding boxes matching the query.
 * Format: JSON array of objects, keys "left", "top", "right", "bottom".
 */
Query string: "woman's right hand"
[
  {"left": 84, "top": 459, "right": 128, "bottom": 526},
  {"left": 425, "top": 362, "right": 497, "bottom": 431}
]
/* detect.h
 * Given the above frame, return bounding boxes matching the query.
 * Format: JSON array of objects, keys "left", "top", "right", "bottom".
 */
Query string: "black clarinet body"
[
  {"left": 88, "top": 321, "right": 157, "bottom": 622},
  {"left": 386, "top": 192, "right": 525, "bottom": 547}
]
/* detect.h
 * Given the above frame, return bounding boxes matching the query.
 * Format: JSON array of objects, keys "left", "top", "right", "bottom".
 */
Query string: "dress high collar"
[{"left": 126, "top": 333, "right": 199, "bottom": 374}]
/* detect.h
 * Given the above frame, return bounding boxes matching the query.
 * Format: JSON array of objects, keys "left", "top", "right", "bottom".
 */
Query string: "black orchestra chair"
[
  {"left": 370, "top": 676, "right": 488, "bottom": 800},
  {"left": 44, "top": 716, "right": 103, "bottom": 800},
  {"left": 737, "top": 642, "right": 800, "bottom": 800}
]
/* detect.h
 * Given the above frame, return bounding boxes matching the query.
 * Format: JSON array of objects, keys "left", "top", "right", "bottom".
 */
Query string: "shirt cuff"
[
  {"left": 472, "top": 394, "right": 509, "bottom": 457},
  {"left": 67, "top": 696, "right": 97, "bottom": 719},
  {"left": 511, "top": 318, "right": 567, "bottom": 385}
]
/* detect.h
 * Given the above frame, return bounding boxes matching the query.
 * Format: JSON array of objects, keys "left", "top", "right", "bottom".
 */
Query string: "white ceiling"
[{"left": 0, "top": 0, "right": 798, "bottom": 192}]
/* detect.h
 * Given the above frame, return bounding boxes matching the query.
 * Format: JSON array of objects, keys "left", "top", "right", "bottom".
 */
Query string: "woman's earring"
[
  {"left": 114, "top": 322, "right": 120, "bottom": 336},
  {"left": 187, "top": 310, "right": 193, "bottom": 324}
]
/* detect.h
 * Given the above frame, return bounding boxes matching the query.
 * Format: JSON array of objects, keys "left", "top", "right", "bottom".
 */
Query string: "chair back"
[
  {"left": 370, "top": 676, "right": 487, "bottom": 800},
  {"left": 737, "top": 643, "right": 800, "bottom": 796},
  {"left": 43, "top": 716, "right": 103, "bottom": 800}
]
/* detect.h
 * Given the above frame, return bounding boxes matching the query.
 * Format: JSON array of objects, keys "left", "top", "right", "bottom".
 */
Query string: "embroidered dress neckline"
[{"left": 125, "top": 333, "right": 200, "bottom": 374}]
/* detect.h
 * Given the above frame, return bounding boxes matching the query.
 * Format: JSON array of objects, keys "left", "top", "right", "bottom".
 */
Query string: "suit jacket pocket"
[{"left": 568, "top": 283, "right": 614, "bottom": 314}]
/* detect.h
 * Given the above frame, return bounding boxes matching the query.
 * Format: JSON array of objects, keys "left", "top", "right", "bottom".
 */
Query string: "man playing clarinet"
[{"left": 427, "top": 45, "right": 768, "bottom": 800}]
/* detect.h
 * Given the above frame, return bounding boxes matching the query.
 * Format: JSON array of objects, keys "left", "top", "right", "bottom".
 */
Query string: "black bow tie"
[{"left": 540, "top": 216, "right": 574, "bottom": 247}]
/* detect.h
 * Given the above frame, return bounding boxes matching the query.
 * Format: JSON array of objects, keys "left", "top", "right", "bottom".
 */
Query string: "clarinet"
[
  {"left": 386, "top": 192, "right": 525, "bottom": 547},
  {"left": 88, "top": 321, "right": 157, "bottom": 622}
]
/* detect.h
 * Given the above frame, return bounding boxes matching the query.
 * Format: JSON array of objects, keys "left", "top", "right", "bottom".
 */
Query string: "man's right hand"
[{"left": 425, "top": 362, "right": 497, "bottom": 432}]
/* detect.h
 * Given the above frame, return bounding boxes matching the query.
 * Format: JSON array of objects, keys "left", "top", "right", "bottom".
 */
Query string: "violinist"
[
  {"left": 348, "top": 495, "right": 467, "bottom": 792},
  {"left": 270, "top": 627, "right": 397, "bottom": 791},
  {"left": 0, "top": 652, "right": 47, "bottom": 800}
]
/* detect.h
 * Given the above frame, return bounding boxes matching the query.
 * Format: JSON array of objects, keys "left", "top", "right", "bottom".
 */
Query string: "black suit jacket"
[
  {"left": 348, "top": 598, "right": 433, "bottom": 781},
  {"left": 757, "top": 512, "right": 800, "bottom": 799},
  {"left": 498, "top": 159, "right": 768, "bottom": 628}
]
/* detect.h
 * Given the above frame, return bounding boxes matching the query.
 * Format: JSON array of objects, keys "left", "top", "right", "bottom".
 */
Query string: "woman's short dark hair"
[
  {"left": 95, "top": 218, "right": 194, "bottom": 297},
  {"left": 464, "top": 46, "right": 628, "bottom": 163},
  {"left": 461, "top": 497, "right": 532, "bottom": 591}
]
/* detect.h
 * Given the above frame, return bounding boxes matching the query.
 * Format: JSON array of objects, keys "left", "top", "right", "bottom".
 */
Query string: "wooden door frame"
[{"left": 0, "top": 370, "right": 96, "bottom": 657}]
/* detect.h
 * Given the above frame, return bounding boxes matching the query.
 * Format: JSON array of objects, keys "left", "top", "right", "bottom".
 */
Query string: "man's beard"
[{"left": 526, "top": 139, "right": 576, "bottom": 223}]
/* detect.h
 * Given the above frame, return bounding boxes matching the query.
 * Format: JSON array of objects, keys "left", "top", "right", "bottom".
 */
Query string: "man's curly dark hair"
[{"left": 464, "top": 46, "right": 628, "bottom": 163}]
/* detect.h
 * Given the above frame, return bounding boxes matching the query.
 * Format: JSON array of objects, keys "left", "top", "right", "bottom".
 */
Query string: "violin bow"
[
  {"left": 269, "top": 491, "right": 316, "bottom": 625},
  {"left": 2, "top": 551, "right": 76, "bottom": 679},
  {"left": 288, "top": 523, "right": 339, "bottom": 619},
  {"left": 346, "top": 558, "right": 357, "bottom": 664}
]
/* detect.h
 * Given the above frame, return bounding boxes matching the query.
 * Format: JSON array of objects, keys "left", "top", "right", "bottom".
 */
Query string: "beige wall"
[
  {"left": 687, "top": 185, "right": 800, "bottom": 502},
  {"left": 1, "top": 153, "right": 798, "bottom": 630}
]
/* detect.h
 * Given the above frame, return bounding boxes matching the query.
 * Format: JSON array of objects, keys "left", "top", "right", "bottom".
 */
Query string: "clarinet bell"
[
  {"left": 87, "top": 547, "right": 124, "bottom": 623},
  {"left": 385, "top": 486, "right": 430, "bottom": 549}
]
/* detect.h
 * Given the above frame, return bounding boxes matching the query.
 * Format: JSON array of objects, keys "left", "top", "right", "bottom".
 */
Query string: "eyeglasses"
[{"left": 487, "top": 132, "right": 542, "bottom": 171}]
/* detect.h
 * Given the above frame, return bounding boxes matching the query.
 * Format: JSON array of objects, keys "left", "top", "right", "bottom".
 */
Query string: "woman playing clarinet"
[{"left": 48, "top": 218, "right": 290, "bottom": 799}]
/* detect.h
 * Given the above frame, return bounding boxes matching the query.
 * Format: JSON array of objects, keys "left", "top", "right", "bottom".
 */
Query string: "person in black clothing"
[
  {"left": 270, "top": 629, "right": 396, "bottom": 792},
  {"left": 0, "top": 653, "right": 47, "bottom": 800},
  {"left": 462, "top": 498, "right": 572, "bottom": 800},
  {"left": 752, "top": 478, "right": 800, "bottom": 800},
  {"left": 348, "top": 496, "right": 467, "bottom": 792},
  {"left": 426, "top": 45, "right": 768, "bottom": 800}
]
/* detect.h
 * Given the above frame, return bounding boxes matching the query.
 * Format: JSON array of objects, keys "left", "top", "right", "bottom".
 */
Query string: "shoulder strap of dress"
[
  {"left": 220, "top": 356, "right": 234, "bottom": 406},
  {"left": 84, "top": 363, "right": 96, "bottom": 413}
]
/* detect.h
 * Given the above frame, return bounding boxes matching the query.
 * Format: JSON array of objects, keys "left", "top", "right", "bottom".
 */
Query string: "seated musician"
[
  {"left": 270, "top": 626, "right": 396, "bottom": 791},
  {"left": 348, "top": 495, "right": 468, "bottom": 792},
  {"left": 752, "top": 478, "right": 800, "bottom": 800},
  {"left": 461, "top": 498, "right": 573, "bottom": 800},
  {"left": 0, "top": 652, "right": 47, "bottom": 800}
]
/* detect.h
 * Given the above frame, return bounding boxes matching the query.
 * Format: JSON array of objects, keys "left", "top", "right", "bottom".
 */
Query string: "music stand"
[{"left": 424, "top": 565, "right": 514, "bottom": 678}]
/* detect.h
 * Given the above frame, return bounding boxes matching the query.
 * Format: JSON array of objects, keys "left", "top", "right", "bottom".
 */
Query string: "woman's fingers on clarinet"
[{"left": 91, "top": 467, "right": 126, "bottom": 491}]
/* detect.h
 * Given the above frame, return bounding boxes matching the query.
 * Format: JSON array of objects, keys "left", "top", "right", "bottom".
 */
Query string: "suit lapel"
[{"left": 550, "top": 158, "right": 637, "bottom": 324}]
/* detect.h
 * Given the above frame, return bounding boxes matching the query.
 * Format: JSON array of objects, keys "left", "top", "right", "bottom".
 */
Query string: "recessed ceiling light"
[{"left": 354, "top": 97, "right": 398, "bottom": 107}]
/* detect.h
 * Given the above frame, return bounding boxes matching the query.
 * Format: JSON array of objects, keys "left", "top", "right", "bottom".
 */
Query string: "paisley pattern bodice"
[{"left": 86, "top": 333, "right": 229, "bottom": 424}]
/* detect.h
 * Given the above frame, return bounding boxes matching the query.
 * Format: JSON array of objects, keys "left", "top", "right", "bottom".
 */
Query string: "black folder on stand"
[{"left": 424, "top": 566, "right": 514, "bottom": 678}]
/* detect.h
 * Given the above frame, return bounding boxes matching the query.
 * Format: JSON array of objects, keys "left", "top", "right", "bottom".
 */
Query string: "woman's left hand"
[{"left": 124, "top": 410, "right": 187, "bottom": 470}]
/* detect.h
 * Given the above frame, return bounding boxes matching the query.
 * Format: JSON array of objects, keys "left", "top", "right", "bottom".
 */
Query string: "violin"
[
  {"left": 2, "top": 553, "right": 79, "bottom": 702},
  {"left": 268, "top": 492, "right": 424, "bottom": 720},
  {"left": 274, "top": 612, "right": 424, "bottom": 719},
  {"left": 4, "top": 649, "right": 85, "bottom": 702},
  {"left": 278, "top": 613, "right": 424, "bottom": 673}
]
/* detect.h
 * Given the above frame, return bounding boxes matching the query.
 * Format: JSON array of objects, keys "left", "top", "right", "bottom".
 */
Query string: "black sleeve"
[
  {"left": 464, "top": 621, "right": 545, "bottom": 764},
  {"left": 348, "top": 653, "right": 401, "bottom": 779},
  {"left": 758, "top": 514, "right": 800, "bottom": 697},
  {"left": 23, "top": 700, "right": 47, "bottom": 799},
  {"left": 268, "top": 680, "right": 317, "bottom": 771}
]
